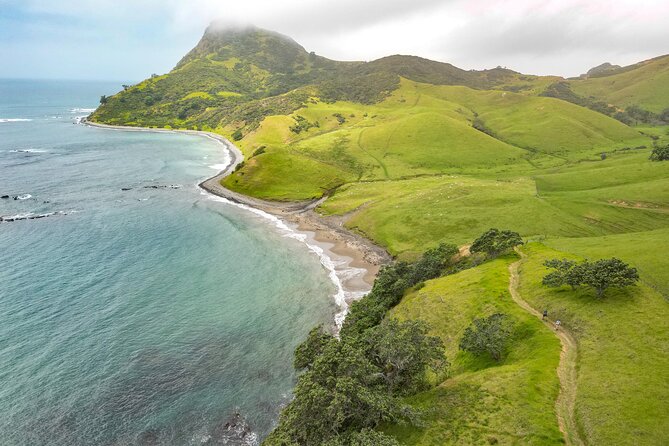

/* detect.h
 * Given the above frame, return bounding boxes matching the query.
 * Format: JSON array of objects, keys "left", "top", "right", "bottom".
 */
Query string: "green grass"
[
  {"left": 544, "top": 228, "right": 669, "bottom": 300},
  {"left": 385, "top": 256, "right": 563, "bottom": 445},
  {"left": 569, "top": 55, "right": 669, "bottom": 113},
  {"left": 318, "top": 152, "right": 669, "bottom": 257},
  {"left": 517, "top": 243, "right": 669, "bottom": 445},
  {"left": 221, "top": 79, "right": 652, "bottom": 201}
]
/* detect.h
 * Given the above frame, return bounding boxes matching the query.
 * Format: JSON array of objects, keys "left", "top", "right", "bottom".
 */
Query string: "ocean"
[{"left": 0, "top": 79, "right": 339, "bottom": 445}]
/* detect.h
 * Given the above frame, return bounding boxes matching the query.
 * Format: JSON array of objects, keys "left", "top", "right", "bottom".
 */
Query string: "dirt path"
[{"left": 508, "top": 249, "right": 585, "bottom": 446}]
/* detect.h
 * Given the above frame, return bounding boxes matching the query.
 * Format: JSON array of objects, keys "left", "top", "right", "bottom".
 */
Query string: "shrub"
[
  {"left": 650, "top": 144, "right": 669, "bottom": 161},
  {"left": 231, "top": 129, "right": 243, "bottom": 141},
  {"left": 251, "top": 146, "right": 266, "bottom": 157},
  {"left": 459, "top": 313, "right": 513, "bottom": 362},
  {"left": 332, "top": 113, "right": 346, "bottom": 124}
]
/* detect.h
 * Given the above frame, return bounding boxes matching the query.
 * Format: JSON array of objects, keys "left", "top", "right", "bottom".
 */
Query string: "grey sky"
[{"left": 2, "top": 0, "right": 667, "bottom": 81}]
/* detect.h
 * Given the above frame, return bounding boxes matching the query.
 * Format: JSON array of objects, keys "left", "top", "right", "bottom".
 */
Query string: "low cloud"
[{"left": 2, "top": 0, "right": 668, "bottom": 79}]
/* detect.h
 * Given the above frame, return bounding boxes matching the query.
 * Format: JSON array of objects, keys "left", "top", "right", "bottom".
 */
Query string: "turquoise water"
[{"left": 0, "top": 80, "right": 337, "bottom": 445}]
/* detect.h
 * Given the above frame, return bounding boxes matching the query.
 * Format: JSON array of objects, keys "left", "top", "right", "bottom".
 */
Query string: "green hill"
[
  {"left": 90, "top": 24, "right": 669, "bottom": 445},
  {"left": 569, "top": 55, "right": 669, "bottom": 114}
]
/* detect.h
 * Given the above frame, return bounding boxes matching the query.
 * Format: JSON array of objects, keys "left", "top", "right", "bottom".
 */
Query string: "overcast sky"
[{"left": 1, "top": 0, "right": 668, "bottom": 81}]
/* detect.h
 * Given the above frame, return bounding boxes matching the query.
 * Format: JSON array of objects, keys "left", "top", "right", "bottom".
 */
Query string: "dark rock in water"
[
  {"left": 1, "top": 195, "right": 9, "bottom": 199},
  {"left": 121, "top": 187, "right": 133, "bottom": 191},
  {"left": 208, "top": 412, "right": 257, "bottom": 445},
  {"left": 142, "top": 184, "right": 182, "bottom": 190},
  {"left": 137, "top": 428, "right": 161, "bottom": 446}
]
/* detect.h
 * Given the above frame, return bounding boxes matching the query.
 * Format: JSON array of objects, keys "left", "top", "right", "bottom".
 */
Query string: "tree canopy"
[
  {"left": 459, "top": 313, "right": 513, "bottom": 362},
  {"left": 263, "top": 243, "right": 461, "bottom": 446},
  {"left": 470, "top": 228, "right": 523, "bottom": 257},
  {"left": 542, "top": 257, "right": 639, "bottom": 297},
  {"left": 650, "top": 144, "right": 669, "bottom": 161}
]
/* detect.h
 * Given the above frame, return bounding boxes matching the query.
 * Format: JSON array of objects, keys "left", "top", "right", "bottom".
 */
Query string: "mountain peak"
[{"left": 175, "top": 23, "right": 307, "bottom": 71}]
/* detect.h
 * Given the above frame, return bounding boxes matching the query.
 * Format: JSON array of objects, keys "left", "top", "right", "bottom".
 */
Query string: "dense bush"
[
  {"left": 540, "top": 82, "right": 668, "bottom": 125},
  {"left": 264, "top": 243, "right": 459, "bottom": 445},
  {"left": 470, "top": 228, "right": 523, "bottom": 257},
  {"left": 649, "top": 144, "right": 669, "bottom": 161},
  {"left": 342, "top": 243, "right": 458, "bottom": 337}
]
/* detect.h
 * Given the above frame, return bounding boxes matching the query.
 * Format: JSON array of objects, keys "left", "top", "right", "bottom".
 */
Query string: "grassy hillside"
[
  {"left": 387, "top": 256, "right": 563, "bottom": 445},
  {"left": 517, "top": 243, "right": 669, "bottom": 445},
  {"left": 222, "top": 79, "right": 652, "bottom": 201},
  {"left": 569, "top": 55, "right": 669, "bottom": 114}
]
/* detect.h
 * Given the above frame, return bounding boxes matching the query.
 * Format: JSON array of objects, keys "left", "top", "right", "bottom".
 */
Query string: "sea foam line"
[
  {"left": 0, "top": 118, "right": 33, "bottom": 123},
  {"left": 197, "top": 135, "right": 361, "bottom": 329}
]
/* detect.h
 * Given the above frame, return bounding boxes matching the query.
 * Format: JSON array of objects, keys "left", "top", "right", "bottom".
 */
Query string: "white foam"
[
  {"left": 202, "top": 189, "right": 363, "bottom": 328},
  {"left": 196, "top": 135, "right": 369, "bottom": 328},
  {"left": 10, "top": 149, "right": 47, "bottom": 153},
  {"left": 69, "top": 108, "right": 95, "bottom": 113},
  {"left": 0, "top": 118, "right": 32, "bottom": 123},
  {"left": 14, "top": 194, "right": 32, "bottom": 200}
]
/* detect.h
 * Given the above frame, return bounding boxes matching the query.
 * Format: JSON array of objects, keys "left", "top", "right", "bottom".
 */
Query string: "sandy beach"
[{"left": 84, "top": 120, "right": 390, "bottom": 324}]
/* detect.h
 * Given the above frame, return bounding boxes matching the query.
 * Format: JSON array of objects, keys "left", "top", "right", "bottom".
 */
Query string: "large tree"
[
  {"left": 364, "top": 319, "right": 447, "bottom": 395},
  {"left": 582, "top": 258, "right": 640, "bottom": 298}
]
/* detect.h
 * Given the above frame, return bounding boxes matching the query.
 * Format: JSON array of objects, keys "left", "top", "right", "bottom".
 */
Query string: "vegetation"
[
  {"left": 459, "top": 313, "right": 513, "bottom": 361},
  {"left": 264, "top": 245, "right": 459, "bottom": 446},
  {"left": 470, "top": 228, "right": 522, "bottom": 258},
  {"left": 90, "top": 25, "right": 669, "bottom": 444},
  {"left": 388, "top": 256, "right": 563, "bottom": 445},
  {"left": 517, "top": 243, "right": 669, "bottom": 445},
  {"left": 543, "top": 257, "right": 640, "bottom": 297},
  {"left": 650, "top": 144, "right": 669, "bottom": 161}
]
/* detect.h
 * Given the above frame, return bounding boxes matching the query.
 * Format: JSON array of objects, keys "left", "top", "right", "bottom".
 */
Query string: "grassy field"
[
  {"left": 318, "top": 143, "right": 669, "bottom": 257},
  {"left": 516, "top": 243, "right": 669, "bottom": 445},
  {"left": 385, "top": 256, "right": 563, "bottom": 445}
]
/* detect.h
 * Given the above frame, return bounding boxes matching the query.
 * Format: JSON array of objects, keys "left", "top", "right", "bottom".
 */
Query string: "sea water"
[{"left": 0, "top": 80, "right": 337, "bottom": 445}]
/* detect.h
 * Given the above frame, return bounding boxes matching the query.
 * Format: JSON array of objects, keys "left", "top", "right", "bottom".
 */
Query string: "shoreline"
[{"left": 84, "top": 119, "right": 390, "bottom": 328}]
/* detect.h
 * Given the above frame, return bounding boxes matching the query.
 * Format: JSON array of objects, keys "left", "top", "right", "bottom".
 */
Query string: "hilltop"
[{"left": 90, "top": 24, "right": 669, "bottom": 446}]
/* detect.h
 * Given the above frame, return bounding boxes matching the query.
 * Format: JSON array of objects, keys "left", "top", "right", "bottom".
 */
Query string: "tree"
[
  {"left": 459, "top": 313, "right": 513, "bottom": 362},
  {"left": 410, "top": 243, "right": 458, "bottom": 283},
  {"left": 470, "top": 228, "right": 523, "bottom": 257},
  {"left": 264, "top": 337, "right": 418, "bottom": 446},
  {"left": 543, "top": 257, "right": 639, "bottom": 297},
  {"left": 293, "top": 326, "right": 333, "bottom": 370},
  {"left": 364, "top": 319, "right": 447, "bottom": 395},
  {"left": 99, "top": 95, "right": 108, "bottom": 105},
  {"left": 581, "top": 258, "right": 639, "bottom": 298},
  {"left": 650, "top": 144, "right": 669, "bottom": 161},
  {"left": 542, "top": 258, "right": 585, "bottom": 290},
  {"left": 232, "top": 129, "right": 243, "bottom": 141}
]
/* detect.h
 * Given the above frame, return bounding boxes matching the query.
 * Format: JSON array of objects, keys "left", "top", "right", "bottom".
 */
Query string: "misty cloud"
[{"left": 1, "top": 0, "right": 668, "bottom": 80}]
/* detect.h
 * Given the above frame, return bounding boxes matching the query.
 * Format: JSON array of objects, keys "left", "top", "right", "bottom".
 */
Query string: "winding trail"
[{"left": 508, "top": 248, "right": 585, "bottom": 446}]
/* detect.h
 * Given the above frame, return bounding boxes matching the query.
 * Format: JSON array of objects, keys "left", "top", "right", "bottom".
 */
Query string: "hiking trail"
[{"left": 508, "top": 248, "right": 585, "bottom": 446}]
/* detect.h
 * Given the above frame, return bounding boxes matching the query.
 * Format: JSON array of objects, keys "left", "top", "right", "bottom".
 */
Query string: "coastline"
[{"left": 84, "top": 119, "right": 390, "bottom": 328}]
